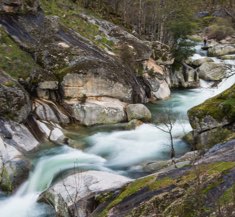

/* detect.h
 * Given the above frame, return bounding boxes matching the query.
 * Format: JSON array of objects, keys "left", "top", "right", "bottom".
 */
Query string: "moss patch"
[
  {"left": 219, "top": 183, "right": 235, "bottom": 204},
  {"left": 0, "top": 27, "right": 39, "bottom": 79},
  {"left": 98, "top": 162, "right": 235, "bottom": 217},
  {"left": 39, "top": 0, "right": 114, "bottom": 50},
  {"left": 188, "top": 84, "right": 235, "bottom": 128},
  {"left": 0, "top": 166, "right": 13, "bottom": 193}
]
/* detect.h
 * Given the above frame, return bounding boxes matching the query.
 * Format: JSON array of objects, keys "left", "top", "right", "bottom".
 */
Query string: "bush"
[{"left": 206, "top": 18, "right": 235, "bottom": 40}]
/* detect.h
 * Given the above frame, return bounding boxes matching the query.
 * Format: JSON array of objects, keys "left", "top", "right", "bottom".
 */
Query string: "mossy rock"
[
  {"left": 95, "top": 161, "right": 235, "bottom": 217},
  {"left": 0, "top": 72, "right": 31, "bottom": 122},
  {"left": 188, "top": 84, "right": 235, "bottom": 130},
  {"left": 0, "top": 27, "right": 40, "bottom": 79},
  {"left": 195, "top": 127, "right": 235, "bottom": 150}
]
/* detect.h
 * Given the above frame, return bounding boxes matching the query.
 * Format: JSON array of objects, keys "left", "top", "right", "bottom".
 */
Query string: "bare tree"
[{"left": 155, "top": 108, "right": 177, "bottom": 164}]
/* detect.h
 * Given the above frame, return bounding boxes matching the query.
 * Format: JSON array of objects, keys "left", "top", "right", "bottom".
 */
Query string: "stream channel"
[{"left": 0, "top": 43, "right": 235, "bottom": 217}]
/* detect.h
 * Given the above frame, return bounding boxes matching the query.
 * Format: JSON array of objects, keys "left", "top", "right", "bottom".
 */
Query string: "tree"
[{"left": 155, "top": 108, "right": 177, "bottom": 163}]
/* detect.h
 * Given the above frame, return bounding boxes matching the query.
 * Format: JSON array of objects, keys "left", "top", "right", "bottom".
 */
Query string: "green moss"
[
  {"left": 0, "top": 166, "right": 13, "bottom": 193},
  {"left": 3, "top": 81, "right": 15, "bottom": 87},
  {"left": 202, "top": 180, "right": 223, "bottom": 194},
  {"left": 0, "top": 28, "right": 39, "bottom": 79},
  {"left": 96, "top": 192, "right": 115, "bottom": 204},
  {"left": 98, "top": 162, "right": 235, "bottom": 217},
  {"left": 169, "top": 162, "right": 235, "bottom": 217},
  {"left": 99, "top": 176, "right": 155, "bottom": 216},
  {"left": 149, "top": 177, "right": 175, "bottom": 190},
  {"left": 219, "top": 184, "right": 235, "bottom": 204},
  {"left": 210, "top": 128, "right": 235, "bottom": 148},
  {"left": 188, "top": 84, "right": 235, "bottom": 128},
  {"left": 39, "top": 0, "right": 114, "bottom": 50}
]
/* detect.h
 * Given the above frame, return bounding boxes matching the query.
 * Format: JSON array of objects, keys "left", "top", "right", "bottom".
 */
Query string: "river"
[{"left": 0, "top": 43, "right": 235, "bottom": 217}]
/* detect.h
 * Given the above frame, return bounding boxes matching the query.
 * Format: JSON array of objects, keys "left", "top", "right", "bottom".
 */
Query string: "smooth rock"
[
  {"left": 221, "top": 55, "right": 235, "bottom": 60},
  {"left": 187, "top": 57, "right": 214, "bottom": 67},
  {"left": 126, "top": 104, "right": 151, "bottom": 122},
  {"left": 33, "top": 100, "right": 70, "bottom": 124},
  {"left": 70, "top": 97, "right": 127, "bottom": 126},
  {"left": 198, "top": 62, "right": 227, "bottom": 81},
  {"left": 62, "top": 73, "right": 133, "bottom": 102},
  {"left": 41, "top": 171, "right": 132, "bottom": 217},
  {"left": 143, "top": 151, "right": 198, "bottom": 172},
  {"left": 36, "top": 120, "right": 65, "bottom": 142},
  {"left": 1, "top": 120, "right": 39, "bottom": 153},
  {"left": 125, "top": 119, "right": 144, "bottom": 130},
  {"left": 197, "top": 139, "right": 235, "bottom": 164},
  {"left": 153, "top": 80, "right": 171, "bottom": 99},
  {"left": 208, "top": 44, "right": 235, "bottom": 56}
]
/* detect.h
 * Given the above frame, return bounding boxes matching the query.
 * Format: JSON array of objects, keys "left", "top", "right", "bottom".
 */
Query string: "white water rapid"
[
  {"left": 0, "top": 43, "right": 234, "bottom": 217},
  {"left": 0, "top": 146, "right": 108, "bottom": 217}
]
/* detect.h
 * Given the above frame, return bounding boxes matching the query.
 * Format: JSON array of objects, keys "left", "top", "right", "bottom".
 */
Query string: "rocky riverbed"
[{"left": 0, "top": 1, "right": 235, "bottom": 217}]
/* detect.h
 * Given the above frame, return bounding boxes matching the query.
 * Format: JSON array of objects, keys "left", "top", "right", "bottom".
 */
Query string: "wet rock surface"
[{"left": 41, "top": 171, "right": 132, "bottom": 217}]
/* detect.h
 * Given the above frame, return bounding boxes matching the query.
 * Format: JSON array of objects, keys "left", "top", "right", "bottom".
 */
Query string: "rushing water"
[{"left": 0, "top": 44, "right": 235, "bottom": 217}]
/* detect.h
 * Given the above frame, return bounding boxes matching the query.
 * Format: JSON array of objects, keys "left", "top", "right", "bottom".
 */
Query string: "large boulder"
[
  {"left": 0, "top": 119, "right": 39, "bottom": 191},
  {"left": 208, "top": 44, "right": 235, "bottom": 57},
  {"left": 143, "top": 60, "right": 171, "bottom": 99},
  {"left": 0, "top": 136, "right": 29, "bottom": 192},
  {"left": 197, "top": 62, "right": 227, "bottom": 81},
  {"left": 62, "top": 73, "right": 132, "bottom": 102},
  {"left": 188, "top": 84, "right": 235, "bottom": 132},
  {"left": 188, "top": 84, "right": 235, "bottom": 149},
  {"left": 70, "top": 97, "right": 127, "bottom": 126},
  {"left": 126, "top": 104, "right": 151, "bottom": 122},
  {"left": 0, "top": 120, "right": 39, "bottom": 153},
  {"left": 187, "top": 57, "right": 214, "bottom": 67},
  {"left": 152, "top": 80, "right": 171, "bottom": 99},
  {"left": 41, "top": 171, "right": 132, "bottom": 217},
  {"left": 0, "top": 72, "right": 31, "bottom": 123}
]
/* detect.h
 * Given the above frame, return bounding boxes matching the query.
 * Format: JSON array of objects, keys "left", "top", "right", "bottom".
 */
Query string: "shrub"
[{"left": 206, "top": 18, "right": 235, "bottom": 40}]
